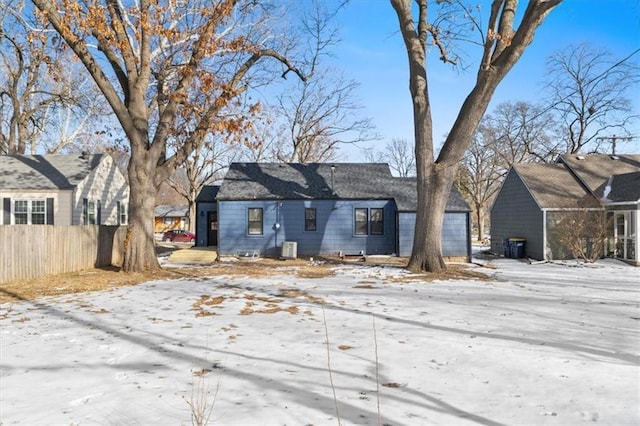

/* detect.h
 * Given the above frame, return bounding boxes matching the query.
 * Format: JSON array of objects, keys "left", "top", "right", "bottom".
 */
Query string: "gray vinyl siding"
[
  {"left": 398, "top": 212, "right": 470, "bottom": 257},
  {"left": 490, "top": 170, "right": 545, "bottom": 260},
  {"left": 218, "top": 199, "right": 396, "bottom": 256}
]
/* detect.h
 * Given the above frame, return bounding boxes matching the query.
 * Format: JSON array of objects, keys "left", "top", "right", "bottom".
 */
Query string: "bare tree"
[
  {"left": 544, "top": 43, "right": 639, "bottom": 154},
  {"left": 364, "top": 138, "right": 415, "bottom": 177},
  {"left": 456, "top": 100, "right": 556, "bottom": 241},
  {"left": 167, "top": 137, "right": 239, "bottom": 232},
  {"left": 391, "top": 0, "right": 562, "bottom": 273},
  {"left": 0, "top": 4, "right": 65, "bottom": 153},
  {"left": 32, "top": 0, "right": 310, "bottom": 272},
  {"left": 456, "top": 124, "right": 503, "bottom": 241},
  {"left": 548, "top": 209, "right": 611, "bottom": 263},
  {"left": 274, "top": 1, "right": 376, "bottom": 163},
  {"left": 0, "top": 3, "right": 107, "bottom": 155},
  {"left": 488, "top": 101, "right": 559, "bottom": 163}
]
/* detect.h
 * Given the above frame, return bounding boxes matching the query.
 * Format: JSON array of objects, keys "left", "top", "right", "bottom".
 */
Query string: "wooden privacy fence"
[{"left": 0, "top": 225, "right": 127, "bottom": 284}]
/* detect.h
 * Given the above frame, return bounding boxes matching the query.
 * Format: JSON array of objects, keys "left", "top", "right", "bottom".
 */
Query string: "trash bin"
[
  {"left": 508, "top": 238, "right": 526, "bottom": 259},
  {"left": 503, "top": 238, "right": 510, "bottom": 257}
]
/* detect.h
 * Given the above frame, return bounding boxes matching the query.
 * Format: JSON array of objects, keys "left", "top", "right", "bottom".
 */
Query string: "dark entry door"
[{"left": 207, "top": 211, "right": 218, "bottom": 247}]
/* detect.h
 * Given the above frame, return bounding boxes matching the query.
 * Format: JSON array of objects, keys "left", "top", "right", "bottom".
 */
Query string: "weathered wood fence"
[{"left": 0, "top": 225, "right": 127, "bottom": 284}]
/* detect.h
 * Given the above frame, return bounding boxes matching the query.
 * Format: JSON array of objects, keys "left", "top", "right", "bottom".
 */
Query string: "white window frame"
[
  {"left": 87, "top": 200, "right": 97, "bottom": 225},
  {"left": 12, "top": 199, "right": 46, "bottom": 225},
  {"left": 119, "top": 202, "right": 128, "bottom": 225}
]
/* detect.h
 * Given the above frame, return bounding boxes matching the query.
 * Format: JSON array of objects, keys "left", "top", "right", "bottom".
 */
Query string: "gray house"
[
  {"left": 491, "top": 154, "right": 639, "bottom": 265},
  {"left": 0, "top": 153, "right": 129, "bottom": 226},
  {"left": 201, "top": 162, "right": 471, "bottom": 259}
]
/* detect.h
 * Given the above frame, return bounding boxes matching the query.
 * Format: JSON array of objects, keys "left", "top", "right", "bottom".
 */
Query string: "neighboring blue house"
[{"left": 198, "top": 162, "right": 471, "bottom": 259}]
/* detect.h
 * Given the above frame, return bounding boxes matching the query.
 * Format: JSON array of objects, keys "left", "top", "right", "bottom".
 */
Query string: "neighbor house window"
[
  {"left": 31, "top": 200, "right": 46, "bottom": 224},
  {"left": 305, "top": 208, "right": 317, "bottom": 231},
  {"left": 370, "top": 208, "right": 384, "bottom": 235},
  {"left": 248, "top": 208, "right": 263, "bottom": 235},
  {"left": 354, "top": 208, "right": 368, "bottom": 235},
  {"left": 118, "top": 202, "right": 128, "bottom": 225},
  {"left": 87, "top": 200, "right": 97, "bottom": 224},
  {"left": 13, "top": 199, "right": 47, "bottom": 225},
  {"left": 83, "top": 198, "right": 101, "bottom": 225},
  {"left": 13, "top": 200, "right": 29, "bottom": 224}
]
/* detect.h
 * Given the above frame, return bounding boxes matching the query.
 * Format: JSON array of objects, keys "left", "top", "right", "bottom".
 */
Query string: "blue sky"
[{"left": 328, "top": 0, "right": 640, "bottom": 159}]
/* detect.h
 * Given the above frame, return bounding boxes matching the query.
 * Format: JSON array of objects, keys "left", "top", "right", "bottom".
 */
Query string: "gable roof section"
[
  {"left": 0, "top": 154, "right": 105, "bottom": 190},
  {"left": 558, "top": 154, "right": 640, "bottom": 194},
  {"left": 598, "top": 171, "right": 640, "bottom": 204},
  {"left": 196, "top": 184, "right": 220, "bottom": 202},
  {"left": 217, "top": 163, "right": 394, "bottom": 200},
  {"left": 513, "top": 163, "right": 600, "bottom": 209},
  {"left": 218, "top": 162, "right": 470, "bottom": 212}
]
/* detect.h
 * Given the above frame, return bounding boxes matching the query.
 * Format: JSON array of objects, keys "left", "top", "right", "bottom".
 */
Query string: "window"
[
  {"left": 118, "top": 202, "right": 128, "bottom": 225},
  {"left": 355, "top": 207, "right": 384, "bottom": 235},
  {"left": 13, "top": 199, "right": 47, "bottom": 225},
  {"left": 370, "top": 208, "right": 384, "bottom": 235},
  {"left": 31, "top": 200, "right": 46, "bottom": 224},
  {"left": 354, "top": 208, "right": 368, "bottom": 235},
  {"left": 14, "top": 200, "right": 28, "bottom": 224},
  {"left": 305, "top": 208, "right": 317, "bottom": 231},
  {"left": 248, "top": 208, "right": 263, "bottom": 235},
  {"left": 83, "top": 199, "right": 101, "bottom": 225},
  {"left": 87, "top": 200, "right": 97, "bottom": 225}
]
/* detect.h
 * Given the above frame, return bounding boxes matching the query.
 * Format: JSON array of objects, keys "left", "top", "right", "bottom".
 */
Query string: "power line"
[{"left": 596, "top": 134, "right": 636, "bottom": 155}]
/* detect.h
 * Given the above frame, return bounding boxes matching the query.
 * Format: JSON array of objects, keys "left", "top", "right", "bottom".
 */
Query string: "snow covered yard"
[{"left": 1, "top": 258, "right": 638, "bottom": 425}]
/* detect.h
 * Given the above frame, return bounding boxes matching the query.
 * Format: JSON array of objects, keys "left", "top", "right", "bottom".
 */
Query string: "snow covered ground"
[{"left": 1, "top": 256, "right": 638, "bottom": 425}]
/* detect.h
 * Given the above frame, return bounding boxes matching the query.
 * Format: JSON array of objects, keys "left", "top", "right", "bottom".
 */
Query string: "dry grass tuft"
[
  {"left": 0, "top": 266, "right": 179, "bottom": 304},
  {"left": 391, "top": 264, "right": 490, "bottom": 283}
]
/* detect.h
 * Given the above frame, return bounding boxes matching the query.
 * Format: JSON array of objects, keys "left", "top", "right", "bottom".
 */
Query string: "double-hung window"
[
  {"left": 83, "top": 198, "right": 101, "bottom": 225},
  {"left": 305, "top": 208, "right": 317, "bottom": 231},
  {"left": 118, "top": 202, "right": 128, "bottom": 225},
  {"left": 248, "top": 208, "right": 263, "bottom": 235},
  {"left": 355, "top": 208, "right": 368, "bottom": 235},
  {"left": 13, "top": 199, "right": 46, "bottom": 225},
  {"left": 354, "top": 207, "right": 384, "bottom": 235}
]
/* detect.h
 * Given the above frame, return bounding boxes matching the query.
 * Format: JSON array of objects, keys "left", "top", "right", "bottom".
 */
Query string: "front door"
[{"left": 207, "top": 210, "right": 218, "bottom": 247}]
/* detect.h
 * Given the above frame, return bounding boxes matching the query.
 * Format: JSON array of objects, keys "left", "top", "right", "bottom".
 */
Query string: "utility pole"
[{"left": 596, "top": 135, "right": 635, "bottom": 155}]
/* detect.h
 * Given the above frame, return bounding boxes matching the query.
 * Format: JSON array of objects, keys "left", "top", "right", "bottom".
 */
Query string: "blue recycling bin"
[{"left": 508, "top": 238, "right": 526, "bottom": 259}]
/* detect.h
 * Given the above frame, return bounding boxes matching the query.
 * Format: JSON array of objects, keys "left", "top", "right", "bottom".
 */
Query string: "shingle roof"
[
  {"left": 385, "top": 177, "right": 470, "bottom": 212},
  {"left": 217, "top": 163, "right": 394, "bottom": 200},
  {"left": 154, "top": 205, "right": 189, "bottom": 217},
  {"left": 558, "top": 154, "right": 640, "bottom": 194},
  {"left": 218, "top": 162, "right": 470, "bottom": 212},
  {"left": 195, "top": 185, "right": 220, "bottom": 202},
  {"left": 0, "top": 154, "right": 105, "bottom": 190},
  {"left": 513, "top": 163, "right": 600, "bottom": 209},
  {"left": 598, "top": 171, "right": 640, "bottom": 203}
]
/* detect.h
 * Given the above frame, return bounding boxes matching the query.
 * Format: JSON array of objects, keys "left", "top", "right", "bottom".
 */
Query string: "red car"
[{"left": 162, "top": 230, "right": 195, "bottom": 243}]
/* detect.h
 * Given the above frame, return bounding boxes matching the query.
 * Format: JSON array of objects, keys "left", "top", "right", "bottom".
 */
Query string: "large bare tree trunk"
[
  {"left": 123, "top": 149, "right": 161, "bottom": 271},
  {"left": 393, "top": 0, "right": 561, "bottom": 273}
]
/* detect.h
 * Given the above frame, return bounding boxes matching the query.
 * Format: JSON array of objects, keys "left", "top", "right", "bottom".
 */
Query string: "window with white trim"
[
  {"left": 119, "top": 202, "right": 128, "bottom": 225},
  {"left": 87, "top": 200, "right": 97, "bottom": 225},
  {"left": 13, "top": 199, "right": 46, "bottom": 225}
]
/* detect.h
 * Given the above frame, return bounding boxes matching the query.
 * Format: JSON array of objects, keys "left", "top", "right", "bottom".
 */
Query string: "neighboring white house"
[{"left": 0, "top": 153, "right": 129, "bottom": 226}]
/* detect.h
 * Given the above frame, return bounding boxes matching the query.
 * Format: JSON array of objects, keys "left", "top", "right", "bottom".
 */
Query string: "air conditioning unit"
[{"left": 281, "top": 241, "right": 297, "bottom": 260}]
